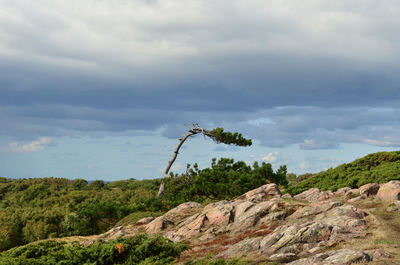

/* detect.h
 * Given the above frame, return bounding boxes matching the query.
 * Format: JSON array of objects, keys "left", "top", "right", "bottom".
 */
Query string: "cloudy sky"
[{"left": 0, "top": 0, "right": 399, "bottom": 180}]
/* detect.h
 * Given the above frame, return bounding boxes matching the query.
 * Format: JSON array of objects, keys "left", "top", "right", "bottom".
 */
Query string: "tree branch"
[{"left": 157, "top": 123, "right": 251, "bottom": 197}]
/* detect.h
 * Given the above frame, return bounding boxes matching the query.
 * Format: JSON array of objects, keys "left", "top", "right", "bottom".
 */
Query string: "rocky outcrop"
[
  {"left": 237, "top": 183, "right": 281, "bottom": 201},
  {"left": 377, "top": 180, "right": 400, "bottom": 201},
  {"left": 203, "top": 200, "right": 234, "bottom": 226},
  {"left": 230, "top": 200, "right": 280, "bottom": 231},
  {"left": 287, "top": 249, "right": 372, "bottom": 265},
  {"left": 287, "top": 201, "right": 341, "bottom": 220},
  {"left": 145, "top": 202, "right": 203, "bottom": 234},
  {"left": 85, "top": 181, "right": 399, "bottom": 264},
  {"left": 335, "top": 187, "right": 351, "bottom": 196},
  {"left": 345, "top": 188, "right": 360, "bottom": 199},
  {"left": 293, "top": 188, "right": 334, "bottom": 202},
  {"left": 219, "top": 203, "right": 367, "bottom": 259},
  {"left": 359, "top": 183, "right": 380, "bottom": 196}
]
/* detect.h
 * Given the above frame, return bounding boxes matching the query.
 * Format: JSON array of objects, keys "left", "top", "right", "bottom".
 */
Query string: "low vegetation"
[
  {"left": 0, "top": 234, "right": 187, "bottom": 265},
  {"left": 0, "top": 177, "right": 161, "bottom": 251},
  {"left": 287, "top": 151, "right": 400, "bottom": 195},
  {"left": 0, "top": 157, "right": 286, "bottom": 252},
  {"left": 2, "top": 150, "right": 400, "bottom": 264},
  {"left": 162, "top": 158, "right": 288, "bottom": 205}
]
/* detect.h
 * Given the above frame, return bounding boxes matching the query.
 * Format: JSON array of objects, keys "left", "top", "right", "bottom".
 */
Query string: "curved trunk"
[
  {"left": 157, "top": 130, "right": 196, "bottom": 197},
  {"left": 157, "top": 124, "right": 214, "bottom": 197}
]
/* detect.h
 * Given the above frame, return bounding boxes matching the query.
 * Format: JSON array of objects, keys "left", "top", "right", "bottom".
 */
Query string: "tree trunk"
[
  {"left": 157, "top": 124, "right": 215, "bottom": 197},
  {"left": 157, "top": 129, "right": 197, "bottom": 197}
]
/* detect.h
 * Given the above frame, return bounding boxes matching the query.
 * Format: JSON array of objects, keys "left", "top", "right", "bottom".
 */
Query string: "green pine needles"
[{"left": 210, "top": 128, "right": 252, "bottom": 146}]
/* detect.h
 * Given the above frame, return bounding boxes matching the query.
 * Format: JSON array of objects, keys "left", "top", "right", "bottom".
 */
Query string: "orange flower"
[{"left": 115, "top": 243, "right": 125, "bottom": 254}]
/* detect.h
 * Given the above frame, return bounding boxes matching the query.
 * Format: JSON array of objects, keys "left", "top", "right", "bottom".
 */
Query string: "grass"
[
  {"left": 115, "top": 211, "right": 164, "bottom": 227},
  {"left": 330, "top": 197, "right": 400, "bottom": 264}
]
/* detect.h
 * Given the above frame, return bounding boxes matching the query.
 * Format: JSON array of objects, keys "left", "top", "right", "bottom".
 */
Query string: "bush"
[
  {"left": 287, "top": 151, "right": 400, "bottom": 195},
  {"left": 0, "top": 234, "right": 187, "bottom": 265},
  {"left": 163, "top": 158, "right": 287, "bottom": 206}
]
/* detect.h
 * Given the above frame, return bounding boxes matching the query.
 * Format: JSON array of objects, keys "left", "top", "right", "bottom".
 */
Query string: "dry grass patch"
[{"left": 329, "top": 199, "right": 400, "bottom": 264}]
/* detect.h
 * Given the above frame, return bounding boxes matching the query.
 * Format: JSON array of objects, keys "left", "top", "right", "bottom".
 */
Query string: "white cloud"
[
  {"left": 1, "top": 0, "right": 400, "bottom": 80},
  {"left": 262, "top": 152, "right": 280, "bottom": 163},
  {"left": 7, "top": 137, "right": 53, "bottom": 153}
]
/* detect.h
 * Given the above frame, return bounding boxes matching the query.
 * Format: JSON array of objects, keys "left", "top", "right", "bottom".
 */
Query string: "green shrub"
[
  {"left": 163, "top": 158, "right": 287, "bottom": 206},
  {"left": 287, "top": 151, "right": 400, "bottom": 195},
  {"left": 0, "top": 234, "right": 187, "bottom": 265}
]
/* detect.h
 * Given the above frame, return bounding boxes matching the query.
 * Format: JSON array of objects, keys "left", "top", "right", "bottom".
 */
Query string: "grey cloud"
[
  {"left": 241, "top": 106, "right": 400, "bottom": 149},
  {"left": 1, "top": 0, "right": 400, "bottom": 149},
  {"left": 299, "top": 140, "right": 340, "bottom": 150}
]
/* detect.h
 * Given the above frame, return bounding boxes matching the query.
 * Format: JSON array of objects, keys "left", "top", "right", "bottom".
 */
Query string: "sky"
[{"left": 0, "top": 0, "right": 399, "bottom": 181}]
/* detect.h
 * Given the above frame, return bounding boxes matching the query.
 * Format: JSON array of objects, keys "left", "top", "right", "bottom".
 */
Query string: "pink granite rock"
[
  {"left": 288, "top": 201, "right": 342, "bottom": 220},
  {"left": 294, "top": 188, "right": 334, "bottom": 202},
  {"left": 203, "top": 200, "right": 234, "bottom": 226},
  {"left": 238, "top": 183, "right": 281, "bottom": 201},
  {"left": 135, "top": 217, "right": 155, "bottom": 226},
  {"left": 345, "top": 188, "right": 360, "bottom": 199},
  {"left": 359, "top": 183, "right": 380, "bottom": 196},
  {"left": 335, "top": 187, "right": 351, "bottom": 196},
  {"left": 377, "top": 181, "right": 400, "bottom": 201},
  {"left": 145, "top": 216, "right": 172, "bottom": 234},
  {"left": 282, "top": 193, "right": 292, "bottom": 199}
]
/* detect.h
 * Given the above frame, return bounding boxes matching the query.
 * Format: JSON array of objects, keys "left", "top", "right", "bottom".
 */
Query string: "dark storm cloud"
[{"left": 1, "top": 0, "right": 400, "bottom": 148}]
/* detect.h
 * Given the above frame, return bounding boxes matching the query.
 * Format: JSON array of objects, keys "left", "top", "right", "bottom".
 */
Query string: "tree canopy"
[{"left": 158, "top": 124, "right": 252, "bottom": 197}]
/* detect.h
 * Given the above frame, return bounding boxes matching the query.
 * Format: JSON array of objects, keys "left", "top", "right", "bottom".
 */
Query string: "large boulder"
[
  {"left": 359, "top": 183, "right": 380, "bottom": 196},
  {"left": 145, "top": 202, "right": 203, "bottom": 234},
  {"left": 231, "top": 200, "right": 280, "bottom": 231},
  {"left": 335, "top": 187, "right": 351, "bottom": 196},
  {"left": 288, "top": 201, "right": 342, "bottom": 220},
  {"left": 145, "top": 216, "right": 172, "bottom": 234},
  {"left": 163, "top": 202, "right": 204, "bottom": 224},
  {"left": 203, "top": 200, "right": 234, "bottom": 226},
  {"left": 294, "top": 188, "right": 334, "bottom": 202},
  {"left": 260, "top": 222, "right": 332, "bottom": 254},
  {"left": 377, "top": 180, "right": 400, "bottom": 201},
  {"left": 315, "top": 205, "right": 367, "bottom": 244},
  {"left": 238, "top": 183, "right": 281, "bottom": 201},
  {"left": 345, "top": 188, "right": 360, "bottom": 199},
  {"left": 164, "top": 214, "right": 207, "bottom": 241}
]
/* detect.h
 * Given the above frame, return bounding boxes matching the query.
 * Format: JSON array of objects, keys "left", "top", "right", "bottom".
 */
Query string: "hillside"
[
  {"left": 1, "top": 152, "right": 400, "bottom": 264},
  {"left": 1, "top": 181, "right": 400, "bottom": 264},
  {"left": 0, "top": 177, "right": 162, "bottom": 251},
  {"left": 0, "top": 158, "right": 287, "bottom": 252},
  {"left": 287, "top": 151, "right": 400, "bottom": 195}
]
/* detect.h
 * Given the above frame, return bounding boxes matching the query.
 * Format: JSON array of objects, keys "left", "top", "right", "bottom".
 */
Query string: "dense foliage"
[
  {"left": 163, "top": 158, "right": 288, "bottom": 205},
  {"left": 210, "top": 128, "right": 252, "bottom": 147},
  {"left": 0, "top": 158, "right": 287, "bottom": 252},
  {"left": 0, "top": 177, "right": 161, "bottom": 251},
  {"left": 0, "top": 234, "right": 187, "bottom": 265},
  {"left": 287, "top": 151, "right": 400, "bottom": 195}
]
